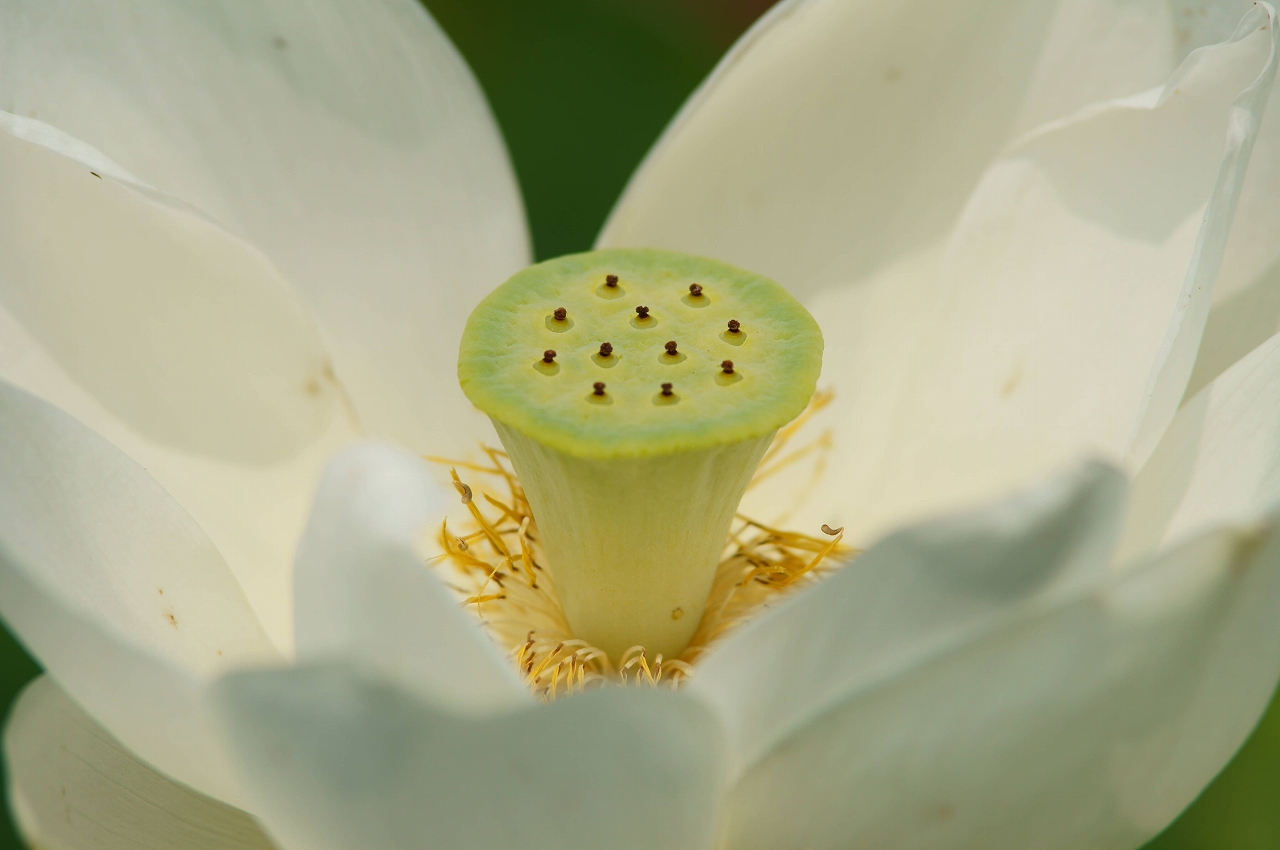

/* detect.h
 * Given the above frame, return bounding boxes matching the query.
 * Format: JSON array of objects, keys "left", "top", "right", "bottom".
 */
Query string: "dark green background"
[{"left": 1, "top": 0, "right": 1276, "bottom": 846}]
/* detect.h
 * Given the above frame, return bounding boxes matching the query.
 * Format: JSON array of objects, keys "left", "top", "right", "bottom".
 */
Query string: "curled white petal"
[
  {"left": 294, "top": 443, "right": 529, "bottom": 714},
  {"left": 0, "top": 117, "right": 358, "bottom": 650},
  {"left": 4, "top": 677, "right": 274, "bottom": 850},
  {"left": 716, "top": 518, "right": 1280, "bottom": 849},
  {"left": 212, "top": 663, "right": 726, "bottom": 850},
  {"left": 0, "top": 379, "right": 278, "bottom": 806},
  {"left": 697, "top": 459, "right": 1128, "bottom": 776},
  {"left": 1123, "top": 325, "right": 1280, "bottom": 562},
  {"left": 0, "top": 0, "right": 530, "bottom": 458}
]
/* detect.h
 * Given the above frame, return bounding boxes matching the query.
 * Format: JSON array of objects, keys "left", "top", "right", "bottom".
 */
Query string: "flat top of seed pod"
[{"left": 458, "top": 248, "right": 823, "bottom": 459}]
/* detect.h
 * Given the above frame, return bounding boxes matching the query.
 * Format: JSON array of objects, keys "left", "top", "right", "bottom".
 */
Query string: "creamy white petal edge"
[
  {"left": 1188, "top": 3, "right": 1280, "bottom": 397},
  {"left": 0, "top": 0, "right": 530, "bottom": 459},
  {"left": 1124, "top": 327, "right": 1280, "bottom": 561},
  {"left": 0, "top": 114, "right": 357, "bottom": 651},
  {"left": 602, "top": 0, "right": 1250, "bottom": 297},
  {"left": 0, "top": 378, "right": 280, "bottom": 808},
  {"left": 211, "top": 663, "right": 726, "bottom": 850},
  {"left": 714, "top": 520, "right": 1280, "bottom": 850},
  {"left": 694, "top": 459, "right": 1129, "bottom": 776},
  {"left": 808, "top": 6, "right": 1273, "bottom": 537},
  {"left": 5, "top": 677, "right": 276, "bottom": 850},
  {"left": 602, "top": 1, "right": 1279, "bottom": 547},
  {"left": 698, "top": 325, "right": 1280, "bottom": 849},
  {"left": 294, "top": 443, "right": 529, "bottom": 713},
  {"left": 799, "top": 6, "right": 1272, "bottom": 537}
]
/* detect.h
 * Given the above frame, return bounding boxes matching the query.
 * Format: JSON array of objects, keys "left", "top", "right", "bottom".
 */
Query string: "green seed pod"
[{"left": 459, "top": 248, "right": 822, "bottom": 660}]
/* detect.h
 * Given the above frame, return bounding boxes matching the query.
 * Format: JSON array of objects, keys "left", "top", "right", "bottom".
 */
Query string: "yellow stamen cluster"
[{"left": 425, "top": 390, "right": 855, "bottom": 701}]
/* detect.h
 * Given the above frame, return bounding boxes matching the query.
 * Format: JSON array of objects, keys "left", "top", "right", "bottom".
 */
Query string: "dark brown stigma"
[
  {"left": 598, "top": 342, "right": 613, "bottom": 357},
  {"left": 605, "top": 274, "right": 619, "bottom": 288},
  {"left": 721, "top": 360, "right": 734, "bottom": 374},
  {"left": 727, "top": 319, "right": 741, "bottom": 334},
  {"left": 593, "top": 382, "right": 606, "bottom": 396},
  {"left": 689, "top": 283, "right": 703, "bottom": 297},
  {"left": 636, "top": 305, "right": 650, "bottom": 319},
  {"left": 542, "top": 349, "right": 557, "bottom": 364},
  {"left": 661, "top": 382, "right": 673, "bottom": 397},
  {"left": 664, "top": 340, "right": 679, "bottom": 355},
  {"left": 553, "top": 307, "right": 568, "bottom": 322}
]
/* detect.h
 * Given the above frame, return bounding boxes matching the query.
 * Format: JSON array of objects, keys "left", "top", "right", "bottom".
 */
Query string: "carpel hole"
[
  {"left": 654, "top": 383, "right": 679, "bottom": 405},
  {"left": 592, "top": 342, "right": 619, "bottom": 368},
  {"left": 682, "top": 283, "right": 710, "bottom": 308},
  {"left": 546, "top": 314, "right": 575, "bottom": 332},
  {"left": 631, "top": 305, "right": 657, "bottom": 328},
  {"left": 587, "top": 381, "right": 612, "bottom": 405}
]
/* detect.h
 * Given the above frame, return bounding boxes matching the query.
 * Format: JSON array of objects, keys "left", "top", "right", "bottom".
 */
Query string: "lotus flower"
[{"left": 3, "top": 0, "right": 1280, "bottom": 848}]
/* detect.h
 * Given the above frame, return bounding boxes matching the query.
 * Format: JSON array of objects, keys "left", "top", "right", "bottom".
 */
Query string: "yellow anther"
[
  {"left": 516, "top": 517, "right": 536, "bottom": 586},
  {"left": 450, "top": 468, "right": 509, "bottom": 558}
]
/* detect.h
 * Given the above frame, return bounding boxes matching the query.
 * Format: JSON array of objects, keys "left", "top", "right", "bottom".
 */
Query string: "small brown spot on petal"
[
  {"left": 1001, "top": 359, "right": 1024, "bottom": 398},
  {"left": 553, "top": 307, "right": 567, "bottom": 321},
  {"left": 636, "top": 305, "right": 650, "bottom": 319},
  {"left": 593, "top": 382, "right": 606, "bottom": 396},
  {"left": 606, "top": 274, "right": 618, "bottom": 287}
]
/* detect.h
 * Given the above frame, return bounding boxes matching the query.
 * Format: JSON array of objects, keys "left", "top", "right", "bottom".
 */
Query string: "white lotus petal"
[
  {"left": 717, "top": 519, "right": 1280, "bottom": 850},
  {"left": 698, "top": 459, "right": 1126, "bottom": 776},
  {"left": 1013, "top": 0, "right": 1259, "bottom": 134},
  {"left": 0, "top": 379, "right": 279, "bottom": 806},
  {"left": 601, "top": 0, "right": 1227, "bottom": 296},
  {"left": 747, "top": 8, "right": 1277, "bottom": 541},
  {"left": 0, "top": 117, "right": 358, "bottom": 651},
  {"left": 0, "top": 0, "right": 529, "bottom": 457},
  {"left": 1188, "top": 17, "right": 1280, "bottom": 395},
  {"left": 5, "top": 677, "right": 275, "bottom": 850},
  {"left": 1125, "top": 7, "right": 1279, "bottom": 465},
  {"left": 295, "top": 443, "right": 528, "bottom": 713},
  {"left": 212, "top": 663, "right": 725, "bottom": 850},
  {"left": 1123, "top": 328, "right": 1280, "bottom": 562}
]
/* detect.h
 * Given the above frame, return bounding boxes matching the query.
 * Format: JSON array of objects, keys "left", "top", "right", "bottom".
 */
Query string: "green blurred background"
[{"left": 1, "top": 0, "right": 1277, "bottom": 846}]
